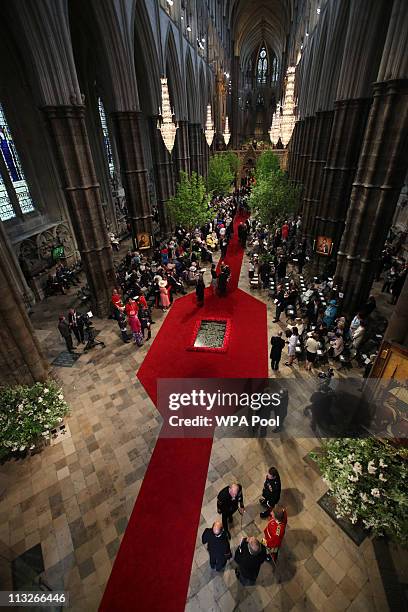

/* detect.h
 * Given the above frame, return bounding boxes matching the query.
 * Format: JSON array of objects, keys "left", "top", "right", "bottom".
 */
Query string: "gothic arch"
[
  {"left": 185, "top": 51, "right": 198, "bottom": 123},
  {"left": 164, "top": 26, "right": 185, "bottom": 121},
  {"left": 133, "top": 0, "right": 160, "bottom": 116}
]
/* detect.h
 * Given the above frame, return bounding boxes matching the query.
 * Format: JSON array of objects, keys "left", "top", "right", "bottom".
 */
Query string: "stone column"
[
  {"left": 302, "top": 110, "right": 334, "bottom": 241},
  {"left": 111, "top": 111, "right": 153, "bottom": 243},
  {"left": 149, "top": 117, "right": 175, "bottom": 235},
  {"left": 313, "top": 98, "right": 371, "bottom": 254},
  {"left": 201, "top": 129, "right": 209, "bottom": 178},
  {"left": 43, "top": 105, "right": 115, "bottom": 317},
  {"left": 335, "top": 0, "right": 408, "bottom": 314},
  {"left": 298, "top": 116, "right": 316, "bottom": 204},
  {"left": 0, "top": 222, "right": 49, "bottom": 385},
  {"left": 189, "top": 123, "right": 203, "bottom": 175},
  {"left": 174, "top": 120, "right": 191, "bottom": 176},
  {"left": 291, "top": 119, "right": 304, "bottom": 190},
  {"left": 336, "top": 79, "right": 408, "bottom": 313},
  {"left": 231, "top": 55, "right": 240, "bottom": 150},
  {"left": 287, "top": 120, "right": 299, "bottom": 179},
  {"left": 312, "top": 0, "right": 391, "bottom": 271}
]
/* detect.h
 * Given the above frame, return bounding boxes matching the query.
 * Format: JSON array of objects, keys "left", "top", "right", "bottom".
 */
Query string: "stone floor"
[{"left": 0, "top": 243, "right": 399, "bottom": 611}]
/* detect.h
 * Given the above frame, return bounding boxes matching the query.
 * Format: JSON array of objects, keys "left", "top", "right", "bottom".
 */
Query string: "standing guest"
[
  {"left": 285, "top": 327, "right": 299, "bottom": 367},
  {"left": 138, "top": 307, "right": 152, "bottom": 341},
  {"left": 322, "top": 300, "right": 338, "bottom": 328},
  {"left": 217, "top": 483, "right": 245, "bottom": 539},
  {"left": 125, "top": 297, "right": 138, "bottom": 319},
  {"left": 201, "top": 521, "right": 231, "bottom": 572},
  {"left": 159, "top": 279, "right": 170, "bottom": 311},
  {"left": 307, "top": 297, "right": 320, "bottom": 325},
  {"left": 262, "top": 506, "right": 287, "bottom": 563},
  {"left": 68, "top": 308, "right": 85, "bottom": 345},
  {"left": 111, "top": 289, "right": 124, "bottom": 321},
  {"left": 305, "top": 332, "right": 319, "bottom": 371},
  {"left": 270, "top": 332, "right": 285, "bottom": 371},
  {"left": 259, "top": 467, "right": 281, "bottom": 518},
  {"left": 352, "top": 320, "right": 366, "bottom": 351},
  {"left": 210, "top": 264, "right": 218, "bottom": 294},
  {"left": 58, "top": 315, "right": 74, "bottom": 353},
  {"left": 128, "top": 311, "right": 143, "bottom": 346},
  {"left": 281, "top": 221, "right": 289, "bottom": 242},
  {"left": 117, "top": 311, "right": 131, "bottom": 343},
  {"left": 220, "top": 237, "right": 228, "bottom": 259},
  {"left": 234, "top": 537, "right": 267, "bottom": 586},
  {"left": 196, "top": 273, "right": 205, "bottom": 307},
  {"left": 248, "top": 259, "right": 255, "bottom": 280},
  {"left": 273, "top": 285, "right": 286, "bottom": 322}
]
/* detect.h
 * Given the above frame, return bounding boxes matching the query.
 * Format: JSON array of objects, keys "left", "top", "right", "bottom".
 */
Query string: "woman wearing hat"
[{"left": 159, "top": 279, "right": 170, "bottom": 311}]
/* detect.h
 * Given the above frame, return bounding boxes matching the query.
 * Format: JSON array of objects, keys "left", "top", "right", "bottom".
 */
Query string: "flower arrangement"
[
  {"left": 0, "top": 381, "right": 69, "bottom": 460},
  {"left": 311, "top": 438, "right": 408, "bottom": 545}
]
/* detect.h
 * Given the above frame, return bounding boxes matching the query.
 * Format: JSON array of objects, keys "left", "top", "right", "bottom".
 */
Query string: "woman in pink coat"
[
  {"left": 159, "top": 280, "right": 170, "bottom": 310},
  {"left": 128, "top": 312, "right": 143, "bottom": 345}
]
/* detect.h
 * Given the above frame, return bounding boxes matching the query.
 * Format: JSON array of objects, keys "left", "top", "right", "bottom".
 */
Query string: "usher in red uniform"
[{"left": 263, "top": 508, "right": 287, "bottom": 561}]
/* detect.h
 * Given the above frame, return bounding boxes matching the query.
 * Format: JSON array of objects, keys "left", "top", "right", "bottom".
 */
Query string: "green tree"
[
  {"left": 167, "top": 171, "right": 212, "bottom": 233},
  {"left": 255, "top": 150, "right": 281, "bottom": 180},
  {"left": 222, "top": 151, "right": 240, "bottom": 177},
  {"left": 207, "top": 154, "right": 234, "bottom": 196},
  {"left": 249, "top": 151, "right": 300, "bottom": 223}
]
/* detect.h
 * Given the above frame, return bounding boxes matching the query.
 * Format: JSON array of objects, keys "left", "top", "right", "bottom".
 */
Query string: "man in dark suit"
[
  {"left": 58, "top": 315, "right": 74, "bottom": 353},
  {"left": 234, "top": 537, "right": 267, "bottom": 585},
  {"left": 217, "top": 483, "right": 245, "bottom": 538},
  {"left": 273, "top": 286, "right": 286, "bottom": 322},
  {"left": 201, "top": 521, "right": 231, "bottom": 571},
  {"left": 68, "top": 308, "right": 84, "bottom": 344},
  {"left": 270, "top": 332, "right": 285, "bottom": 370}
]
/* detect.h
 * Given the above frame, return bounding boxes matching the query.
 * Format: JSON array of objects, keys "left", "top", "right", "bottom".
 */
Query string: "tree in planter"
[
  {"left": 207, "top": 154, "right": 235, "bottom": 196},
  {"left": 311, "top": 438, "right": 408, "bottom": 545},
  {"left": 167, "top": 171, "right": 213, "bottom": 238}
]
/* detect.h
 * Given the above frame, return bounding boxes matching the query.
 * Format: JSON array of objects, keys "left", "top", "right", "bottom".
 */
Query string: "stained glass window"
[
  {"left": 257, "top": 46, "right": 268, "bottom": 84},
  {"left": 0, "top": 103, "right": 34, "bottom": 219},
  {"left": 0, "top": 174, "right": 15, "bottom": 221},
  {"left": 271, "top": 56, "right": 279, "bottom": 82},
  {"left": 98, "top": 98, "right": 115, "bottom": 180}
]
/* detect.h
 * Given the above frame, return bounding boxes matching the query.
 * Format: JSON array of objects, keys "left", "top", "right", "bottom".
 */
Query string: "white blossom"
[
  {"left": 348, "top": 474, "right": 359, "bottom": 482},
  {"left": 379, "top": 459, "right": 388, "bottom": 468},
  {"left": 43, "top": 388, "right": 49, "bottom": 394},
  {"left": 371, "top": 488, "right": 380, "bottom": 498},
  {"left": 360, "top": 492, "right": 368, "bottom": 502},
  {"left": 379, "top": 473, "right": 387, "bottom": 482},
  {"left": 58, "top": 394, "right": 64, "bottom": 401},
  {"left": 367, "top": 460, "right": 377, "bottom": 474},
  {"left": 353, "top": 462, "right": 362, "bottom": 474},
  {"left": 38, "top": 397, "right": 43, "bottom": 403}
]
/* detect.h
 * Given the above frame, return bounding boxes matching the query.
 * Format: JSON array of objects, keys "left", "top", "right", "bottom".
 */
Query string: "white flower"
[
  {"left": 58, "top": 394, "right": 64, "bottom": 401},
  {"left": 45, "top": 409, "right": 50, "bottom": 413},
  {"left": 38, "top": 397, "right": 43, "bottom": 403},
  {"left": 379, "top": 459, "right": 388, "bottom": 468},
  {"left": 350, "top": 516, "right": 357, "bottom": 524},
  {"left": 347, "top": 454, "right": 355, "bottom": 461},
  {"left": 371, "top": 488, "right": 380, "bottom": 498},
  {"left": 379, "top": 473, "right": 387, "bottom": 482},
  {"left": 353, "top": 462, "right": 362, "bottom": 474},
  {"left": 19, "top": 446, "right": 26, "bottom": 451},
  {"left": 367, "top": 460, "right": 377, "bottom": 474},
  {"left": 348, "top": 474, "right": 359, "bottom": 482},
  {"left": 43, "top": 388, "right": 49, "bottom": 394},
  {"left": 360, "top": 492, "right": 368, "bottom": 502}
]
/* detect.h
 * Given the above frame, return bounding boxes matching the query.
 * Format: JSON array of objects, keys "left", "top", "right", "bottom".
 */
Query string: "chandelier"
[
  {"left": 269, "top": 110, "right": 281, "bottom": 145},
  {"left": 158, "top": 77, "right": 177, "bottom": 153},
  {"left": 205, "top": 104, "right": 214, "bottom": 147},
  {"left": 223, "top": 115, "right": 230, "bottom": 146},
  {"left": 269, "top": 66, "right": 296, "bottom": 146},
  {"left": 280, "top": 66, "right": 296, "bottom": 146}
]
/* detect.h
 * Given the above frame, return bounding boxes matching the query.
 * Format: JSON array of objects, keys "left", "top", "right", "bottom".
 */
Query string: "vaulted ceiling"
[{"left": 227, "top": 0, "right": 294, "bottom": 65}]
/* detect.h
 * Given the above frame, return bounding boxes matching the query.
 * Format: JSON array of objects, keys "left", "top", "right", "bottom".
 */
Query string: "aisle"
[{"left": 100, "top": 214, "right": 268, "bottom": 612}]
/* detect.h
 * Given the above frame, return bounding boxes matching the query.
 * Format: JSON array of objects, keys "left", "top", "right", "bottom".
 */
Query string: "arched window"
[
  {"left": 271, "top": 56, "right": 279, "bottom": 82},
  {"left": 0, "top": 103, "right": 34, "bottom": 221},
  {"left": 98, "top": 98, "right": 115, "bottom": 181},
  {"left": 257, "top": 45, "right": 268, "bottom": 84}
]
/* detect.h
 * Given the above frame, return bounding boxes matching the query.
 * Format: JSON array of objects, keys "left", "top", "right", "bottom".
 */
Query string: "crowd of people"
[
  {"left": 106, "top": 189, "right": 250, "bottom": 346},
  {"left": 201, "top": 467, "right": 286, "bottom": 586},
  {"left": 246, "top": 215, "right": 399, "bottom": 376}
]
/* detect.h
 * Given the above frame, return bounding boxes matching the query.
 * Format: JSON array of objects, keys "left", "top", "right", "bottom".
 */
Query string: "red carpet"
[{"left": 100, "top": 214, "right": 268, "bottom": 612}]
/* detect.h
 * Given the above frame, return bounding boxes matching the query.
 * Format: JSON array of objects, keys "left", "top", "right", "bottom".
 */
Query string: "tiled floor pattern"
[{"left": 0, "top": 242, "right": 397, "bottom": 611}]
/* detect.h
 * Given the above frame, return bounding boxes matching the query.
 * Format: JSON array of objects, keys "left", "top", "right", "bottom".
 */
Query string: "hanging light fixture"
[
  {"left": 158, "top": 77, "right": 177, "bottom": 153},
  {"left": 205, "top": 104, "right": 214, "bottom": 147},
  {"left": 223, "top": 115, "right": 230, "bottom": 146}
]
